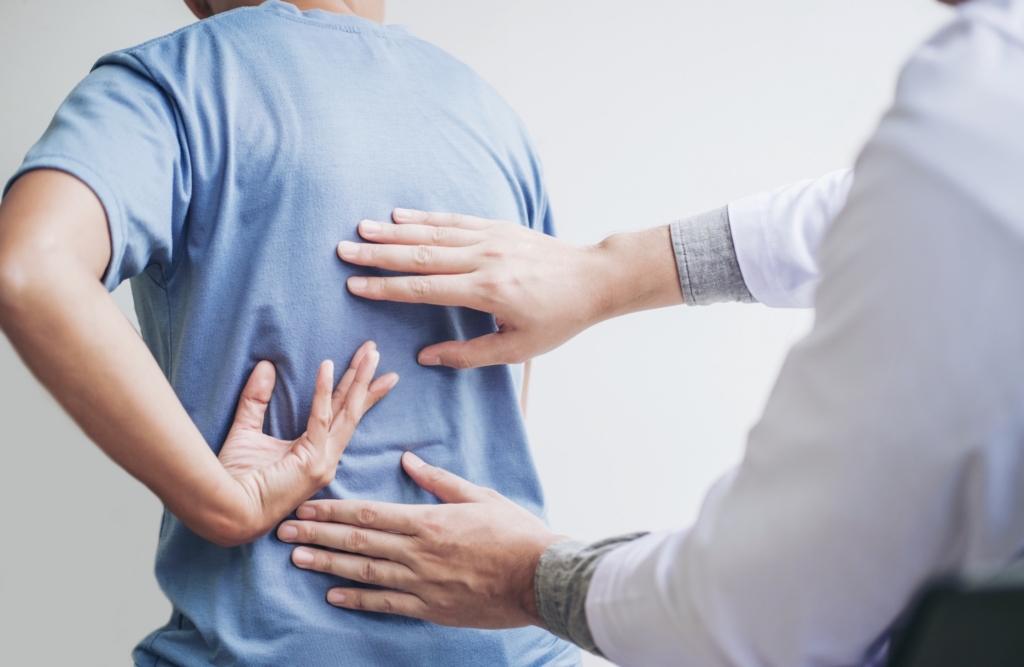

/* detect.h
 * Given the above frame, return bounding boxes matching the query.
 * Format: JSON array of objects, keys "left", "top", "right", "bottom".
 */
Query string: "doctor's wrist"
[{"left": 589, "top": 226, "right": 684, "bottom": 324}]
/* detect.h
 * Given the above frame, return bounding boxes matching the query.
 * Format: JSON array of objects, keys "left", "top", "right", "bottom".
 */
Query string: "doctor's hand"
[
  {"left": 276, "top": 452, "right": 568, "bottom": 629},
  {"left": 338, "top": 209, "right": 682, "bottom": 369}
]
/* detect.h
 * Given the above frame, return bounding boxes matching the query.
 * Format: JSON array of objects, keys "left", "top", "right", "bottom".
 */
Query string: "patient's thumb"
[
  {"left": 231, "top": 360, "right": 277, "bottom": 432},
  {"left": 402, "top": 452, "right": 489, "bottom": 503}
]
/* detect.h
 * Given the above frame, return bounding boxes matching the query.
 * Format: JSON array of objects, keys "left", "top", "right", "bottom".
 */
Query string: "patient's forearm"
[
  {"left": 1, "top": 264, "right": 249, "bottom": 537},
  {"left": 0, "top": 172, "right": 254, "bottom": 545}
]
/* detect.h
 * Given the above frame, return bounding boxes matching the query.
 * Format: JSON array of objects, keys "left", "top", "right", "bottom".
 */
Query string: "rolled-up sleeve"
[
  {"left": 670, "top": 207, "right": 755, "bottom": 306},
  {"left": 669, "top": 170, "right": 852, "bottom": 309}
]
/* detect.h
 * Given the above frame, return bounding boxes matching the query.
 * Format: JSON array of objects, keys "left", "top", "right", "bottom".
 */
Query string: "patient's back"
[{"left": 12, "top": 2, "right": 576, "bottom": 665}]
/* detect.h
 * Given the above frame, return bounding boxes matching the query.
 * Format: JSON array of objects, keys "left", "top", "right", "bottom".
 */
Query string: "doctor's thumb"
[
  {"left": 402, "top": 452, "right": 491, "bottom": 504},
  {"left": 418, "top": 332, "right": 527, "bottom": 370}
]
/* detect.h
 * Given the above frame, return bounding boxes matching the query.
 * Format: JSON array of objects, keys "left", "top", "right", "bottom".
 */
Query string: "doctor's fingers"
[
  {"left": 391, "top": 209, "right": 493, "bottom": 231},
  {"left": 278, "top": 519, "right": 413, "bottom": 561},
  {"left": 326, "top": 587, "right": 432, "bottom": 621},
  {"left": 290, "top": 548, "right": 418, "bottom": 591},
  {"left": 346, "top": 274, "right": 488, "bottom": 310},
  {"left": 338, "top": 241, "right": 477, "bottom": 275},
  {"left": 295, "top": 498, "right": 422, "bottom": 535},
  {"left": 356, "top": 219, "right": 480, "bottom": 247}
]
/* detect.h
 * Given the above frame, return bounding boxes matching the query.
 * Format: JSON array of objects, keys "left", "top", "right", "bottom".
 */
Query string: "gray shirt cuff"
[
  {"left": 535, "top": 533, "right": 648, "bottom": 656},
  {"left": 670, "top": 206, "right": 756, "bottom": 305}
]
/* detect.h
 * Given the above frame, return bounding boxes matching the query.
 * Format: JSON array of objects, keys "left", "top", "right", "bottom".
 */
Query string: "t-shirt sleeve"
[
  {"left": 524, "top": 152, "right": 555, "bottom": 238},
  {"left": 534, "top": 186, "right": 556, "bottom": 238},
  {"left": 4, "top": 58, "right": 190, "bottom": 291}
]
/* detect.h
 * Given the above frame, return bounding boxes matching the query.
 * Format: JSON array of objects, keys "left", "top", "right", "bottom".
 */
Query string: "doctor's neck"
[{"left": 183, "top": 0, "right": 386, "bottom": 23}]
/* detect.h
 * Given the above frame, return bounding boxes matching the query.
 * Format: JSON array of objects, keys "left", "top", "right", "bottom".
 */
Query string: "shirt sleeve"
[
  {"left": 728, "top": 169, "right": 853, "bottom": 308},
  {"left": 3, "top": 57, "right": 191, "bottom": 291},
  {"left": 584, "top": 11, "right": 1024, "bottom": 658},
  {"left": 670, "top": 206, "right": 755, "bottom": 306},
  {"left": 534, "top": 533, "right": 649, "bottom": 655}
]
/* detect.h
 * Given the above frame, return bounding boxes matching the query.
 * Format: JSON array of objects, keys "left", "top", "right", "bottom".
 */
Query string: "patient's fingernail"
[
  {"left": 403, "top": 452, "right": 426, "bottom": 470},
  {"left": 337, "top": 241, "right": 359, "bottom": 259},
  {"left": 327, "top": 590, "right": 347, "bottom": 606},
  {"left": 418, "top": 353, "right": 440, "bottom": 366},
  {"left": 278, "top": 524, "right": 299, "bottom": 541},
  {"left": 359, "top": 220, "right": 382, "bottom": 236},
  {"left": 348, "top": 277, "right": 368, "bottom": 292},
  {"left": 296, "top": 505, "right": 316, "bottom": 520},
  {"left": 293, "top": 548, "right": 314, "bottom": 566}
]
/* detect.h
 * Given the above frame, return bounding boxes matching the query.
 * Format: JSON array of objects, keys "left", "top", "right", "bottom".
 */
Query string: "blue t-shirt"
[{"left": 7, "top": 3, "right": 578, "bottom": 666}]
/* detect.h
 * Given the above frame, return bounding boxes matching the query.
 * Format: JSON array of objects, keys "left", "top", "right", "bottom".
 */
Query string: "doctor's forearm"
[{"left": 593, "top": 206, "right": 754, "bottom": 319}]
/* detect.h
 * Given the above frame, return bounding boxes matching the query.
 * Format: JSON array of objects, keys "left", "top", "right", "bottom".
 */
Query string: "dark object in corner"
[{"left": 888, "top": 567, "right": 1024, "bottom": 667}]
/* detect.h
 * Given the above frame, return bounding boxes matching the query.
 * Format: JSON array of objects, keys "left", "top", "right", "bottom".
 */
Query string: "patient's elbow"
[
  {"left": 205, "top": 521, "right": 262, "bottom": 549},
  {"left": 193, "top": 505, "right": 269, "bottom": 549}
]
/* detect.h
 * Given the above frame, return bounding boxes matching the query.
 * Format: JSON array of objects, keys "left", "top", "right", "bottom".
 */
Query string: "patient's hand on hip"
[{"left": 216, "top": 341, "right": 398, "bottom": 543}]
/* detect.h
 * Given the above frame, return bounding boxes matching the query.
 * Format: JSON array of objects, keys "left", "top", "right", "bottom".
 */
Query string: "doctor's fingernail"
[
  {"left": 418, "top": 353, "right": 440, "bottom": 366},
  {"left": 393, "top": 208, "right": 419, "bottom": 222},
  {"left": 292, "top": 548, "right": 315, "bottom": 567},
  {"left": 359, "top": 220, "right": 382, "bottom": 236},
  {"left": 278, "top": 524, "right": 299, "bottom": 541},
  {"left": 348, "top": 277, "right": 368, "bottom": 292},
  {"left": 327, "top": 590, "right": 347, "bottom": 606},
  {"left": 296, "top": 505, "right": 317, "bottom": 520},
  {"left": 337, "top": 241, "right": 359, "bottom": 259}
]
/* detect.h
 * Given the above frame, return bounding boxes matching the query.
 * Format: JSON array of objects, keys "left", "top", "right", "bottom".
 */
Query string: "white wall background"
[{"left": 0, "top": 1, "right": 949, "bottom": 665}]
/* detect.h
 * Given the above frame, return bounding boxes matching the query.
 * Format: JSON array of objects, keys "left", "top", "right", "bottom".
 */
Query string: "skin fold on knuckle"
[
  {"left": 315, "top": 551, "right": 337, "bottom": 573},
  {"left": 412, "top": 245, "right": 431, "bottom": 267},
  {"left": 360, "top": 559, "right": 383, "bottom": 584},
  {"left": 451, "top": 351, "right": 473, "bottom": 370},
  {"left": 411, "top": 277, "right": 431, "bottom": 298},
  {"left": 430, "top": 226, "right": 449, "bottom": 245},
  {"left": 474, "top": 273, "right": 505, "bottom": 304},
  {"left": 317, "top": 502, "right": 336, "bottom": 522},
  {"left": 301, "top": 523, "right": 320, "bottom": 545},
  {"left": 356, "top": 504, "right": 379, "bottom": 527},
  {"left": 417, "top": 511, "right": 448, "bottom": 544},
  {"left": 345, "top": 528, "right": 370, "bottom": 552}
]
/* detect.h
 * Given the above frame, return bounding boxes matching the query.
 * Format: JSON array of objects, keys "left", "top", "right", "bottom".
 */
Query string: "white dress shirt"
[{"left": 586, "top": 1, "right": 1024, "bottom": 665}]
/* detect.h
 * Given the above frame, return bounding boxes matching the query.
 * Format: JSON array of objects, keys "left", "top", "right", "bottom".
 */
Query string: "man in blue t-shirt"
[{"left": 0, "top": 1, "right": 579, "bottom": 665}]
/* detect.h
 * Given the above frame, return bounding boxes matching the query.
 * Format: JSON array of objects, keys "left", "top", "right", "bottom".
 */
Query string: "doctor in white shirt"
[{"left": 271, "top": 0, "right": 1024, "bottom": 664}]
